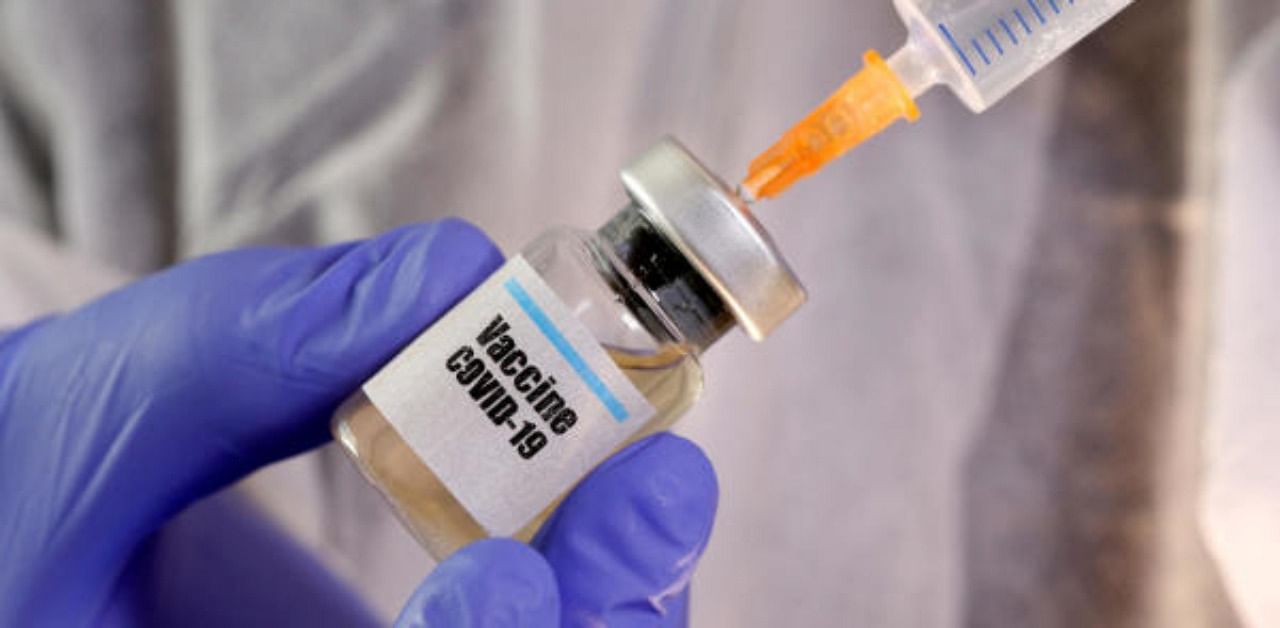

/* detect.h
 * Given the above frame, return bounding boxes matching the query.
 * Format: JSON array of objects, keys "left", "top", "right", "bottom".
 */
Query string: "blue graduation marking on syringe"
[
  {"left": 938, "top": 0, "right": 1081, "bottom": 78},
  {"left": 1028, "top": 0, "right": 1047, "bottom": 25},
  {"left": 986, "top": 29, "right": 1005, "bottom": 55},
  {"left": 937, "top": 23, "right": 977, "bottom": 76},
  {"left": 972, "top": 38, "right": 991, "bottom": 65},
  {"left": 1000, "top": 18, "right": 1019, "bottom": 45},
  {"left": 1015, "top": 9, "right": 1032, "bottom": 34}
]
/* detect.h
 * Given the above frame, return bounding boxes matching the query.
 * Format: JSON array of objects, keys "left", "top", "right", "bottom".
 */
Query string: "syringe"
[{"left": 743, "top": 0, "right": 1134, "bottom": 201}]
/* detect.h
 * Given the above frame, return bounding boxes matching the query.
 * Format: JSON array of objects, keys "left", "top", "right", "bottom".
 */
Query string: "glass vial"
[{"left": 331, "top": 138, "right": 806, "bottom": 560}]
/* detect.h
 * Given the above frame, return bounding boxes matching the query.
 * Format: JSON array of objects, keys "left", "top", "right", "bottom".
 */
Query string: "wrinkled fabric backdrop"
[{"left": 1, "top": 0, "right": 1278, "bottom": 625}]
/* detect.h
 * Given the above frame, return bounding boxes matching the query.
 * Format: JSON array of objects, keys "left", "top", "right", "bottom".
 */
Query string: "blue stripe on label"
[{"left": 504, "top": 278, "right": 630, "bottom": 422}]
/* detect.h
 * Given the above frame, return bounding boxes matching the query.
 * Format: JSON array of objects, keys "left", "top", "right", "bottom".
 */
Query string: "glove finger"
[
  {"left": 396, "top": 539, "right": 559, "bottom": 628},
  {"left": 0, "top": 219, "right": 502, "bottom": 621},
  {"left": 103, "top": 491, "right": 380, "bottom": 628},
  {"left": 533, "top": 433, "right": 718, "bottom": 627},
  {"left": 187, "top": 219, "right": 503, "bottom": 467}
]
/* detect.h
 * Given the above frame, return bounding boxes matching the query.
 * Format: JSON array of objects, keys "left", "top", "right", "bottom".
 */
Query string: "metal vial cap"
[{"left": 620, "top": 137, "right": 807, "bottom": 341}]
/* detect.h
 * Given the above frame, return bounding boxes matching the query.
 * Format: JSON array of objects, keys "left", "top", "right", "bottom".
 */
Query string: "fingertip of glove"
[
  {"left": 599, "top": 433, "right": 717, "bottom": 508},
  {"left": 189, "top": 218, "right": 505, "bottom": 463},
  {"left": 420, "top": 218, "right": 505, "bottom": 272},
  {"left": 244, "top": 218, "right": 505, "bottom": 385},
  {"left": 376, "top": 219, "right": 504, "bottom": 289},
  {"left": 380, "top": 219, "right": 503, "bottom": 316},
  {"left": 609, "top": 434, "right": 719, "bottom": 548},
  {"left": 534, "top": 434, "right": 719, "bottom": 621},
  {"left": 397, "top": 539, "right": 559, "bottom": 628}
]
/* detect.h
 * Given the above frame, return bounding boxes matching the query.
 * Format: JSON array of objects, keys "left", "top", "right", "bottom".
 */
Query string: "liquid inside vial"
[{"left": 333, "top": 342, "right": 703, "bottom": 559}]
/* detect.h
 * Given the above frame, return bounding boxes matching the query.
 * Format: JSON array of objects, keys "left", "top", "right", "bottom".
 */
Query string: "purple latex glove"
[
  {"left": 0, "top": 220, "right": 717, "bottom": 627},
  {"left": 400, "top": 432, "right": 717, "bottom": 627}
]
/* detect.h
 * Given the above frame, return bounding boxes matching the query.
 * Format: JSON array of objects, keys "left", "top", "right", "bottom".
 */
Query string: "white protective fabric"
[{"left": 1203, "top": 21, "right": 1280, "bottom": 628}]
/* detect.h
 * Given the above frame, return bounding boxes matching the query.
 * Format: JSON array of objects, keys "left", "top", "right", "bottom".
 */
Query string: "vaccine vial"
[{"left": 331, "top": 138, "right": 806, "bottom": 559}]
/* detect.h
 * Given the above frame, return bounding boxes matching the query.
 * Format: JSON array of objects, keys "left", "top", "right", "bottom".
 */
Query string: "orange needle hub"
[{"left": 743, "top": 51, "right": 920, "bottom": 201}]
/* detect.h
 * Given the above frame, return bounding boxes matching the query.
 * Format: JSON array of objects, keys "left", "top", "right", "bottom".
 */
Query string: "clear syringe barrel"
[
  {"left": 889, "top": 0, "right": 1134, "bottom": 112},
  {"left": 741, "top": 0, "right": 1134, "bottom": 200}
]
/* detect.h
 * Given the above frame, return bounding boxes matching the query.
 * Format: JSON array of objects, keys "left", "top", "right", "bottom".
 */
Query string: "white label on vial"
[{"left": 363, "top": 256, "right": 656, "bottom": 536}]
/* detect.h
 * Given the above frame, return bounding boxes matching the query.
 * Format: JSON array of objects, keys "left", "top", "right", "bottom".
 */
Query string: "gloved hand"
[
  {"left": 400, "top": 432, "right": 716, "bottom": 627},
  {"left": 0, "top": 220, "right": 718, "bottom": 627}
]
